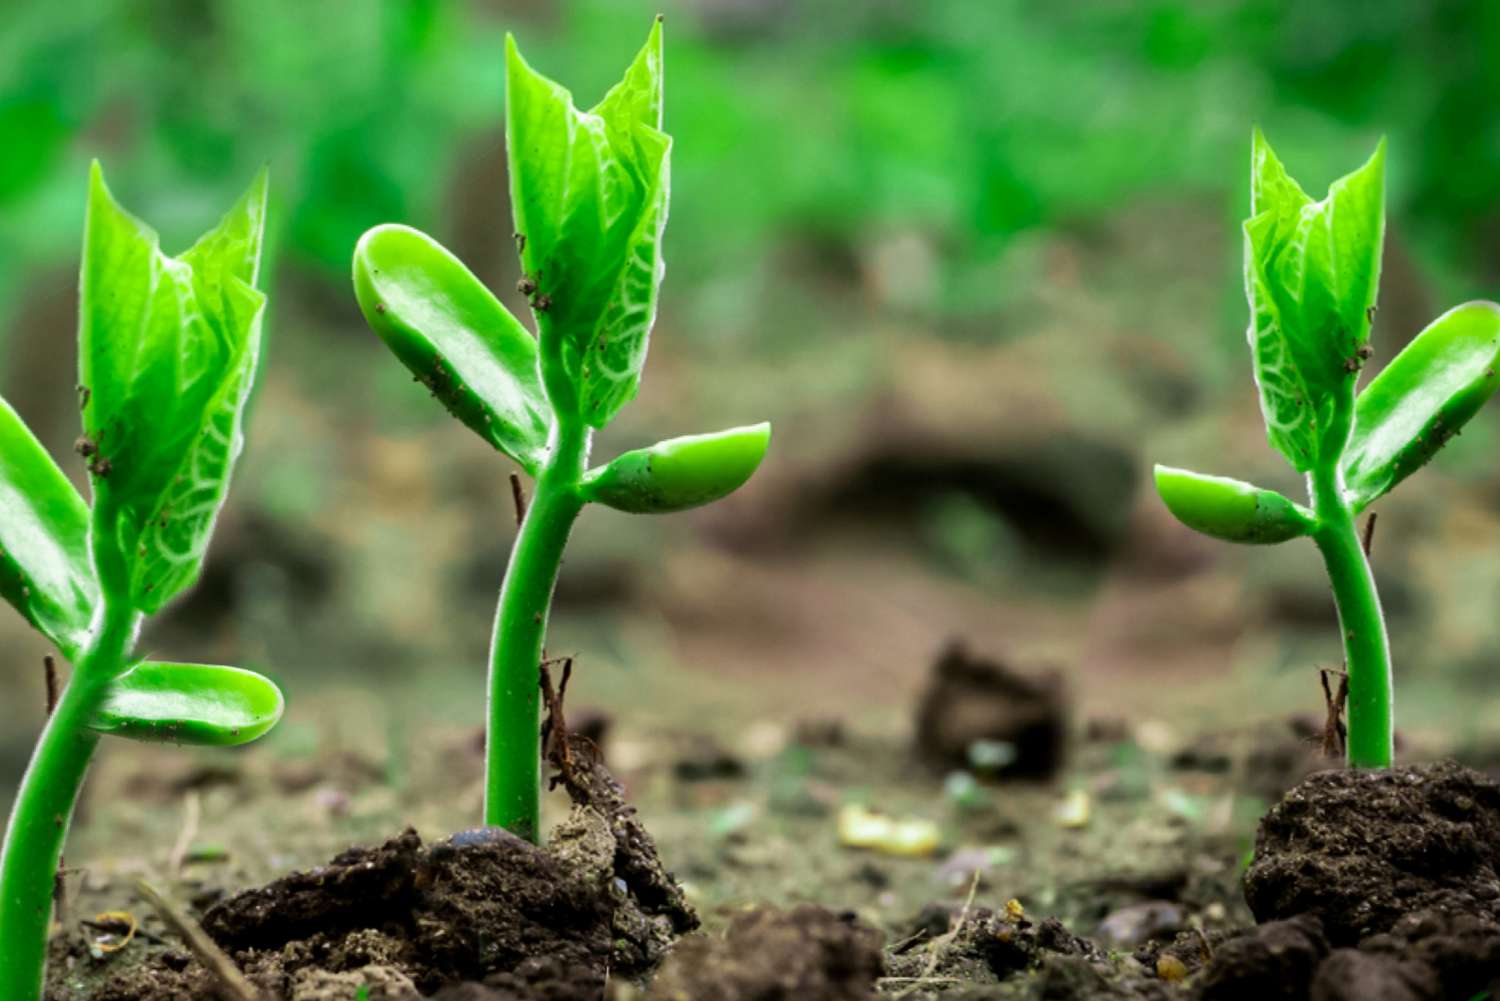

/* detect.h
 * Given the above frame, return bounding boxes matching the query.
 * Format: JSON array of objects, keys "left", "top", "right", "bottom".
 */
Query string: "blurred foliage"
[{"left": 0, "top": 0, "right": 1497, "bottom": 362}]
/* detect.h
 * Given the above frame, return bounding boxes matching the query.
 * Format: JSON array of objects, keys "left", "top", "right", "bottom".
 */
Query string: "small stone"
[
  {"left": 1053, "top": 789, "right": 1090, "bottom": 829},
  {"left": 1156, "top": 954, "right": 1188, "bottom": 982}
]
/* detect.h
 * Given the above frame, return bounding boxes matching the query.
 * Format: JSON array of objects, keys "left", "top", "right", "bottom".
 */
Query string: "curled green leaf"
[
  {"left": 582, "top": 422, "right": 771, "bottom": 513},
  {"left": 80, "top": 163, "right": 268, "bottom": 612},
  {"left": 353, "top": 224, "right": 551, "bottom": 472},
  {"left": 88, "top": 661, "right": 284, "bottom": 746},
  {"left": 506, "top": 21, "right": 670, "bottom": 427},
  {"left": 1153, "top": 465, "right": 1315, "bottom": 545},
  {"left": 1343, "top": 301, "right": 1500, "bottom": 512},
  {"left": 0, "top": 396, "right": 98, "bottom": 659},
  {"left": 1243, "top": 132, "right": 1386, "bottom": 471}
]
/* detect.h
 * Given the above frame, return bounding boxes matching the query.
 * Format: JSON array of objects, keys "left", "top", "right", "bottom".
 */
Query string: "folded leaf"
[
  {"left": 1343, "top": 301, "right": 1500, "bottom": 511},
  {"left": 1243, "top": 132, "right": 1385, "bottom": 471},
  {"left": 79, "top": 163, "right": 268, "bottom": 613},
  {"left": 89, "top": 661, "right": 284, "bottom": 745},
  {"left": 506, "top": 21, "right": 671, "bottom": 428},
  {"left": 353, "top": 224, "right": 551, "bottom": 472},
  {"left": 1154, "top": 465, "right": 1315, "bottom": 545},
  {"left": 583, "top": 422, "right": 771, "bottom": 513},
  {"left": 0, "top": 397, "right": 98, "bottom": 658}
]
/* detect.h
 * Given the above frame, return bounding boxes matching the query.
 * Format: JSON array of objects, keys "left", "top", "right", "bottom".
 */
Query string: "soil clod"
[
  {"left": 86, "top": 749, "right": 696, "bottom": 1000},
  {"left": 1244, "top": 760, "right": 1500, "bottom": 943},
  {"left": 1194, "top": 913, "right": 1328, "bottom": 1000},
  {"left": 913, "top": 643, "right": 1067, "bottom": 780},
  {"left": 649, "top": 904, "right": 883, "bottom": 1001}
]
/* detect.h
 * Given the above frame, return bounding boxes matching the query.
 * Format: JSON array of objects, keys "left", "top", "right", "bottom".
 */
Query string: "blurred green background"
[{"left": 4, "top": 0, "right": 1500, "bottom": 803}]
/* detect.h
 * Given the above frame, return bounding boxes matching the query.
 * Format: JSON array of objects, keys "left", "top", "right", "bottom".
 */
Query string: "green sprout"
[
  {"left": 1155, "top": 131, "right": 1500, "bottom": 768},
  {"left": 352, "top": 20, "right": 770, "bottom": 842},
  {"left": 0, "top": 164, "right": 282, "bottom": 1000}
]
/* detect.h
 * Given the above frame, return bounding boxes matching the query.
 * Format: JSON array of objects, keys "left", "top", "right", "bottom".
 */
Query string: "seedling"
[
  {"left": 1155, "top": 131, "right": 1500, "bottom": 768},
  {"left": 0, "top": 164, "right": 282, "bottom": 1000},
  {"left": 353, "top": 21, "right": 770, "bottom": 842}
]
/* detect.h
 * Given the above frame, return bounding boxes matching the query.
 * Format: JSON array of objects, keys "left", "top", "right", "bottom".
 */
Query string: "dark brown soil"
[
  {"left": 884, "top": 902, "right": 1178, "bottom": 999},
  {"left": 70, "top": 742, "right": 696, "bottom": 1001},
  {"left": 1181, "top": 759, "right": 1500, "bottom": 1001},
  {"left": 1194, "top": 914, "right": 1329, "bottom": 1000},
  {"left": 1244, "top": 759, "right": 1500, "bottom": 942},
  {"left": 913, "top": 643, "right": 1067, "bottom": 779},
  {"left": 648, "top": 904, "right": 884, "bottom": 1000}
]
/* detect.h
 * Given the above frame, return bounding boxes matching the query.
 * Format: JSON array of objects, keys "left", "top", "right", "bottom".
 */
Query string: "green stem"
[
  {"left": 1310, "top": 463, "right": 1393, "bottom": 768},
  {"left": 484, "top": 416, "right": 588, "bottom": 840},
  {"left": 0, "top": 600, "right": 139, "bottom": 1001}
]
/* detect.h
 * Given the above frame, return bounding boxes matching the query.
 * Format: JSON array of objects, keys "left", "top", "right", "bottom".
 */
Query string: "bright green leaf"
[
  {"left": 1243, "top": 132, "right": 1386, "bottom": 471},
  {"left": 79, "top": 162, "right": 268, "bottom": 613},
  {"left": 352, "top": 224, "right": 551, "bottom": 472},
  {"left": 88, "top": 660, "right": 284, "bottom": 746},
  {"left": 505, "top": 21, "right": 671, "bottom": 428},
  {"left": 1153, "top": 465, "right": 1315, "bottom": 545},
  {"left": 0, "top": 396, "right": 98, "bottom": 659},
  {"left": 583, "top": 422, "right": 771, "bottom": 513},
  {"left": 1344, "top": 301, "right": 1500, "bottom": 511}
]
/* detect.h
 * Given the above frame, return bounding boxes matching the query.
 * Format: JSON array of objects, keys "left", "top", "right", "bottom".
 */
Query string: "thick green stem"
[
  {"left": 484, "top": 416, "right": 588, "bottom": 840},
  {"left": 0, "top": 600, "right": 139, "bottom": 1001},
  {"left": 1310, "top": 464, "right": 1393, "bottom": 768}
]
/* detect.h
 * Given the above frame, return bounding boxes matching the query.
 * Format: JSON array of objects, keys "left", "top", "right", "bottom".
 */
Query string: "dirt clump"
[
  {"left": 1359, "top": 909, "right": 1500, "bottom": 1000},
  {"left": 1193, "top": 913, "right": 1328, "bottom": 1000},
  {"left": 913, "top": 643, "right": 1067, "bottom": 779},
  {"left": 82, "top": 743, "right": 696, "bottom": 1001},
  {"left": 649, "top": 904, "right": 883, "bottom": 1001},
  {"left": 1243, "top": 759, "right": 1500, "bottom": 943}
]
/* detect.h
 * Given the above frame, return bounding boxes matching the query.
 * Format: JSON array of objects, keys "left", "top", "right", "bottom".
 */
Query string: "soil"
[
  {"left": 913, "top": 644, "right": 1068, "bottom": 780},
  {"left": 649, "top": 904, "right": 884, "bottom": 1000},
  {"left": 56, "top": 740, "right": 696, "bottom": 1001},
  {"left": 1245, "top": 760, "right": 1500, "bottom": 942},
  {"left": 37, "top": 703, "right": 1500, "bottom": 1001}
]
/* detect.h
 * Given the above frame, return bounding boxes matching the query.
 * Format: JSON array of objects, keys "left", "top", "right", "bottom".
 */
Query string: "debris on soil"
[
  {"left": 837, "top": 804, "right": 942, "bottom": 857},
  {"left": 913, "top": 643, "right": 1067, "bottom": 780},
  {"left": 1244, "top": 759, "right": 1500, "bottom": 942},
  {"left": 884, "top": 901, "right": 1106, "bottom": 993},
  {"left": 544, "top": 730, "right": 698, "bottom": 940},
  {"left": 80, "top": 742, "right": 697, "bottom": 1000},
  {"left": 648, "top": 904, "right": 883, "bottom": 1001}
]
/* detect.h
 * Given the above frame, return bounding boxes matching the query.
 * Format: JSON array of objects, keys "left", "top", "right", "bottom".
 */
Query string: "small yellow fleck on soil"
[
  {"left": 1156, "top": 954, "right": 1188, "bottom": 982},
  {"left": 1053, "top": 789, "right": 1091, "bottom": 829},
  {"left": 836, "top": 804, "right": 941, "bottom": 857},
  {"left": 1004, "top": 898, "right": 1025, "bottom": 921}
]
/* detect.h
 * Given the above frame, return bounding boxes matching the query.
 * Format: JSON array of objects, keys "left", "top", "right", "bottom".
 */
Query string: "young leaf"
[
  {"left": 79, "top": 163, "right": 268, "bottom": 613},
  {"left": 506, "top": 21, "right": 671, "bottom": 427},
  {"left": 0, "top": 397, "right": 98, "bottom": 659},
  {"left": 582, "top": 422, "right": 771, "bottom": 513},
  {"left": 88, "top": 660, "right": 284, "bottom": 746},
  {"left": 1153, "top": 465, "right": 1315, "bottom": 545},
  {"left": 1343, "top": 301, "right": 1500, "bottom": 511},
  {"left": 1243, "top": 132, "right": 1386, "bottom": 471},
  {"left": 353, "top": 224, "right": 551, "bottom": 472}
]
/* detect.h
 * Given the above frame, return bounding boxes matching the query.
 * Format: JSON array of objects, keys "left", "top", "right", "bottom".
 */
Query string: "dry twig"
[
  {"left": 136, "top": 880, "right": 261, "bottom": 1001},
  {"left": 1320, "top": 667, "right": 1349, "bottom": 759},
  {"left": 510, "top": 471, "right": 527, "bottom": 527}
]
